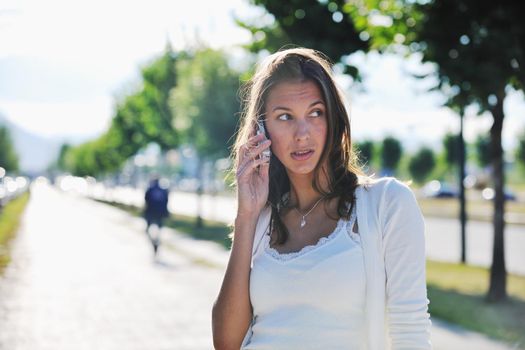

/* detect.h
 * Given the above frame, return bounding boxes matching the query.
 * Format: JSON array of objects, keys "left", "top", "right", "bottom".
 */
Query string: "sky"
[{"left": 0, "top": 0, "right": 524, "bottom": 154}]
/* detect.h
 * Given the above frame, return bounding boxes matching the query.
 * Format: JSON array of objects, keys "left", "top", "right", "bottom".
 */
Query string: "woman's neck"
[{"left": 287, "top": 171, "right": 329, "bottom": 212}]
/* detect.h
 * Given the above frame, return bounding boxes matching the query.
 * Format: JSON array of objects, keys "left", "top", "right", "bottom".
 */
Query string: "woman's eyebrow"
[{"left": 271, "top": 100, "right": 325, "bottom": 113}]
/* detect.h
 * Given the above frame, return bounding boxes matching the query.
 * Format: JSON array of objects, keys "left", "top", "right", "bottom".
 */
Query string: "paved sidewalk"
[
  {"left": 0, "top": 183, "right": 519, "bottom": 349},
  {"left": 0, "top": 184, "right": 225, "bottom": 350}
]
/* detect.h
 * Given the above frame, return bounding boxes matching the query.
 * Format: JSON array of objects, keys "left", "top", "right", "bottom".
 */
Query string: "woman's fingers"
[
  {"left": 243, "top": 133, "right": 267, "bottom": 154},
  {"left": 236, "top": 154, "right": 270, "bottom": 179},
  {"left": 236, "top": 134, "right": 263, "bottom": 167},
  {"left": 249, "top": 132, "right": 266, "bottom": 144},
  {"left": 237, "top": 136, "right": 270, "bottom": 170},
  {"left": 245, "top": 139, "right": 271, "bottom": 159}
]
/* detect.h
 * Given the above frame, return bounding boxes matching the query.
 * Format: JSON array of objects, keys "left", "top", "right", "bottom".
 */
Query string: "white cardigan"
[{"left": 250, "top": 177, "right": 432, "bottom": 349}]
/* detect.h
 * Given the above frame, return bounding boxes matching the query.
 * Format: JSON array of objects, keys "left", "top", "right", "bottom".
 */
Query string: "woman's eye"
[
  {"left": 278, "top": 113, "right": 291, "bottom": 121},
  {"left": 310, "top": 110, "right": 323, "bottom": 117}
]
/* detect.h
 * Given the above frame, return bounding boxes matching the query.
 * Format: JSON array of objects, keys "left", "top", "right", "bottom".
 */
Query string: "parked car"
[{"left": 422, "top": 180, "right": 459, "bottom": 198}]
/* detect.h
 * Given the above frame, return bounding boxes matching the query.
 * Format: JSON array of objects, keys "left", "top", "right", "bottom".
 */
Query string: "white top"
[
  {"left": 242, "top": 211, "right": 367, "bottom": 349},
  {"left": 247, "top": 177, "right": 432, "bottom": 349}
]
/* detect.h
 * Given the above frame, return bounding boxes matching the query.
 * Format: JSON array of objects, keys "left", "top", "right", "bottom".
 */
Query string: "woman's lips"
[{"left": 291, "top": 149, "right": 314, "bottom": 161}]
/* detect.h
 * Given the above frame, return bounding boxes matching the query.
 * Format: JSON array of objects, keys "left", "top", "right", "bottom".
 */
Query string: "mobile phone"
[{"left": 256, "top": 120, "right": 271, "bottom": 159}]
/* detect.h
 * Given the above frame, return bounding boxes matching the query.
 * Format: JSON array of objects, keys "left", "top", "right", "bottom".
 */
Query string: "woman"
[{"left": 212, "top": 47, "right": 432, "bottom": 349}]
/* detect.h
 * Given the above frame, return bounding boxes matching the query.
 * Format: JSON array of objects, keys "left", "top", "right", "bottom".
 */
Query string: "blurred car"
[
  {"left": 422, "top": 180, "right": 459, "bottom": 198},
  {"left": 463, "top": 174, "right": 489, "bottom": 190},
  {"left": 481, "top": 187, "right": 517, "bottom": 201}
]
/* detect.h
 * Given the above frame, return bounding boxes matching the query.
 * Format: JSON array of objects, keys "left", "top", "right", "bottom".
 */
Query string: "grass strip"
[
  {"left": 427, "top": 260, "right": 525, "bottom": 348},
  {"left": 0, "top": 192, "right": 30, "bottom": 273},
  {"left": 95, "top": 200, "right": 233, "bottom": 249}
]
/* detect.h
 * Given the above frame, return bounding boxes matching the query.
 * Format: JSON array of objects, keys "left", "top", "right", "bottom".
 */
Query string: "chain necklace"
[{"left": 293, "top": 195, "right": 326, "bottom": 228}]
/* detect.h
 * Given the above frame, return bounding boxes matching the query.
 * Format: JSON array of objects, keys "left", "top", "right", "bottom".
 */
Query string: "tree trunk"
[
  {"left": 459, "top": 113, "right": 467, "bottom": 264},
  {"left": 487, "top": 91, "right": 507, "bottom": 302}
]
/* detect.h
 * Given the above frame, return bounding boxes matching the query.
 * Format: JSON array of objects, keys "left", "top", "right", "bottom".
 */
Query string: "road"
[
  {"left": 0, "top": 182, "right": 518, "bottom": 349},
  {"left": 425, "top": 217, "right": 525, "bottom": 276}
]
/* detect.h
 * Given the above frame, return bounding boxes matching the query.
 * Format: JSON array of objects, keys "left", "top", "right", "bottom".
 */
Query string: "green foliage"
[
  {"left": 429, "top": 150, "right": 452, "bottom": 183},
  {"left": 240, "top": 0, "right": 524, "bottom": 117},
  {"left": 56, "top": 143, "right": 71, "bottom": 171},
  {"left": 443, "top": 132, "right": 460, "bottom": 167},
  {"left": 171, "top": 48, "right": 242, "bottom": 159},
  {"left": 346, "top": 0, "right": 525, "bottom": 115},
  {"left": 406, "top": 0, "right": 524, "bottom": 115},
  {"left": 343, "top": 0, "right": 423, "bottom": 52},
  {"left": 236, "top": 0, "right": 370, "bottom": 80},
  {"left": 517, "top": 130, "right": 525, "bottom": 172},
  {"left": 408, "top": 147, "right": 436, "bottom": 184},
  {"left": 0, "top": 126, "right": 19, "bottom": 172},
  {"left": 475, "top": 134, "right": 491, "bottom": 168},
  {"left": 0, "top": 192, "right": 29, "bottom": 272},
  {"left": 136, "top": 48, "right": 180, "bottom": 150},
  {"left": 380, "top": 136, "right": 402, "bottom": 172},
  {"left": 62, "top": 46, "right": 180, "bottom": 176}
]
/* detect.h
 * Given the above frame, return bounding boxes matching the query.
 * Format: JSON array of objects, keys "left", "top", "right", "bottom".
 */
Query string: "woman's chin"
[{"left": 285, "top": 164, "right": 317, "bottom": 177}]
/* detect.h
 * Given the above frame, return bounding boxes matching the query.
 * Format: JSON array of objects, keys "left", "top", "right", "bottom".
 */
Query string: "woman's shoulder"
[{"left": 357, "top": 176, "right": 416, "bottom": 203}]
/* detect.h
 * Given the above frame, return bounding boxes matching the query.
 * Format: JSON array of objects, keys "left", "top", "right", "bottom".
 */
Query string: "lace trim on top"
[{"left": 265, "top": 208, "right": 359, "bottom": 262}]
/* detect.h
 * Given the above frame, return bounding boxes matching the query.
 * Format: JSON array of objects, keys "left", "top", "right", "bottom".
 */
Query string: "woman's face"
[{"left": 264, "top": 79, "right": 328, "bottom": 178}]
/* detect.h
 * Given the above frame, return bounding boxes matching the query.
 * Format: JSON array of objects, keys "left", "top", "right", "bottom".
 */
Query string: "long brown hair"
[{"left": 232, "top": 47, "right": 363, "bottom": 244}]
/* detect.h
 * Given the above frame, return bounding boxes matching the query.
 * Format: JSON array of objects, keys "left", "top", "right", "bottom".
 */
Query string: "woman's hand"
[
  {"left": 213, "top": 134, "right": 270, "bottom": 350},
  {"left": 236, "top": 132, "right": 271, "bottom": 220}
]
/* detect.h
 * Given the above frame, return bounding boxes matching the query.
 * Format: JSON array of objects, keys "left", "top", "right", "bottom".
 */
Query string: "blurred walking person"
[{"left": 144, "top": 176, "right": 169, "bottom": 256}]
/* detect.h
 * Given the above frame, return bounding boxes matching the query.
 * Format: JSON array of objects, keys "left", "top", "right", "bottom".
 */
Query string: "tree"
[
  {"left": 380, "top": 136, "right": 402, "bottom": 175},
  {"left": 442, "top": 131, "right": 466, "bottom": 256},
  {"left": 408, "top": 147, "right": 436, "bottom": 184},
  {"left": 56, "top": 143, "right": 71, "bottom": 171},
  {"left": 171, "top": 48, "right": 242, "bottom": 227},
  {"left": 62, "top": 45, "right": 181, "bottom": 177},
  {"left": 0, "top": 126, "right": 19, "bottom": 172},
  {"left": 172, "top": 48, "right": 242, "bottom": 159},
  {"left": 443, "top": 133, "right": 460, "bottom": 169},
  {"left": 342, "top": 0, "right": 522, "bottom": 301},
  {"left": 134, "top": 45, "right": 180, "bottom": 150},
  {"left": 236, "top": 0, "right": 370, "bottom": 80},
  {"left": 475, "top": 134, "right": 492, "bottom": 169},
  {"left": 376, "top": 0, "right": 524, "bottom": 302}
]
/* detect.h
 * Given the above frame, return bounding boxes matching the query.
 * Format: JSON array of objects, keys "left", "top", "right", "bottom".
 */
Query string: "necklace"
[{"left": 293, "top": 195, "right": 326, "bottom": 228}]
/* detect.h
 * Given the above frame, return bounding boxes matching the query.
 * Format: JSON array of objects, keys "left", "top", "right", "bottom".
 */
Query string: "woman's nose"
[{"left": 294, "top": 119, "right": 310, "bottom": 141}]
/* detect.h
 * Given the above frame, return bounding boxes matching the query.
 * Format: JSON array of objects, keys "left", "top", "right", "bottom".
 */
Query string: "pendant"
[{"left": 300, "top": 217, "right": 306, "bottom": 228}]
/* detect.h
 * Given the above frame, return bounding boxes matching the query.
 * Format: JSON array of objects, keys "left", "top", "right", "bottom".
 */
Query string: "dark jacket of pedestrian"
[{"left": 144, "top": 179, "right": 169, "bottom": 221}]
